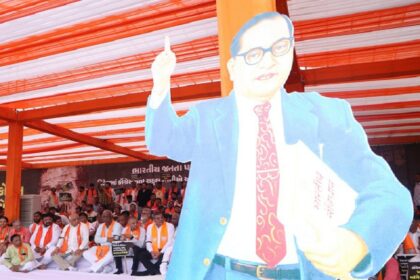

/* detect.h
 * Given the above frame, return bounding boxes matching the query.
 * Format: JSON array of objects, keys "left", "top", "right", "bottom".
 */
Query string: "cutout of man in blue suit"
[{"left": 145, "top": 12, "right": 412, "bottom": 280}]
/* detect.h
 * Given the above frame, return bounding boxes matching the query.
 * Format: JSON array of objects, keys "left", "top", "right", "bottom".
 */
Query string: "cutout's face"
[{"left": 228, "top": 16, "right": 293, "bottom": 101}]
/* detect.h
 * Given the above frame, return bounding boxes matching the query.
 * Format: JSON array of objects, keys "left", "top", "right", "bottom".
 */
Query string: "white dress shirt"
[
  {"left": 56, "top": 223, "right": 89, "bottom": 253},
  {"left": 217, "top": 90, "right": 299, "bottom": 265},
  {"left": 30, "top": 223, "right": 61, "bottom": 250},
  {"left": 146, "top": 222, "right": 175, "bottom": 254},
  {"left": 94, "top": 222, "right": 122, "bottom": 245}
]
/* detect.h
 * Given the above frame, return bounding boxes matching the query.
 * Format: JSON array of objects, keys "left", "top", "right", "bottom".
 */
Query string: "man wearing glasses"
[{"left": 146, "top": 12, "right": 412, "bottom": 280}]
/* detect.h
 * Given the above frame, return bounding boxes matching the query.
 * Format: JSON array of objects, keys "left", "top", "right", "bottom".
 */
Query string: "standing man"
[
  {"left": 137, "top": 183, "right": 152, "bottom": 208},
  {"left": 86, "top": 183, "right": 97, "bottom": 205},
  {"left": 49, "top": 187, "right": 60, "bottom": 208},
  {"left": 82, "top": 210, "right": 122, "bottom": 273},
  {"left": 146, "top": 12, "right": 413, "bottom": 280},
  {"left": 76, "top": 186, "right": 87, "bottom": 206},
  {"left": 51, "top": 213, "right": 89, "bottom": 270},
  {"left": 131, "top": 212, "right": 174, "bottom": 276},
  {"left": 1, "top": 234, "right": 39, "bottom": 272},
  {"left": 29, "top": 213, "right": 61, "bottom": 269}
]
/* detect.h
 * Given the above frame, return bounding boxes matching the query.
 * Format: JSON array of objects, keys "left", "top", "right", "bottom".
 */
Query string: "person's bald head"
[
  {"left": 102, "top": 210, "right": 113, "bottom": 225},
  {"left": 69, "top": 213, "right": 80, "bottom": 227}
]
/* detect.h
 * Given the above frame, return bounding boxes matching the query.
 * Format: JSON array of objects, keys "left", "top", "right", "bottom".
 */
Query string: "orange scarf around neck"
[
  {"left": 124, "top": 225, "right": 141, "bottom": 240},
  {"left": 151, "top": 222, "right": 168, "bottom": 252},
  {"left": 17, "top": 244, "right": 29, "bottom": 262},
  {"left": 60, "top": 224, "right": 82, "bottom": 253},
  {"left": 95, "top": 221, "right": 115, "bottom": 261},
  {"left": 35, "top": 225, "right": 53, "bottom": 248}
]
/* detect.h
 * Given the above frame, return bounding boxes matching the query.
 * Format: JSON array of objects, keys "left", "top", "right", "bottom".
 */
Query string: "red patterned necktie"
[{"left": 254, "top": 102, "right": 286, "bottom": 268}]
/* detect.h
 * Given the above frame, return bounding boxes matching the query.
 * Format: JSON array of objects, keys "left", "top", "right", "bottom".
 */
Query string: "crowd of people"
[{"left": 0, "top": 180, "right": 185, "bottom": 276}]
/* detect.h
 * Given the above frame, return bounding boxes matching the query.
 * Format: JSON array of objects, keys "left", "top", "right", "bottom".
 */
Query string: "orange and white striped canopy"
[{"left": 0, "top": 0, "right": 419, "bottom": 169}]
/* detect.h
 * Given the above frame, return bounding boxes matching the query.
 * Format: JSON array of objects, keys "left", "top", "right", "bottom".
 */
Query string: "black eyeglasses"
[{"left": 236, "top": 37, "right": 294, "bottom": 65}]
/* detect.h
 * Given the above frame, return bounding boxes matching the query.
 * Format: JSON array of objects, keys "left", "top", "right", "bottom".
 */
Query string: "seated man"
[
  {"left": 1, "top": 234, "right": 39, "bottom": 272},
  {"left": 29, "top": 212, "right": 43, "bottom": 235},
  {"left": 29, "top": 213, "right": 61, "bottom": 269},
  {"left": 0, "top": 216, "right": 10, "bottom": 256},
  {"left": 140, "top": 207, "right": 153, "bottom": 230},
  {"left": 114, "top": 217, "right": 146, "bottom": 274},
  {"left": 51, "top": 213, "right": 89, "bottom": 271},
  {"left": 9, "top": 220, "right": 31, "bottom": 243},
  {"left": 160, "top": 213, "right": 180, "bottom": 275},
  {"left": 79, "top": 212, "right": 96, "bottom": 237},
  {"left": 117, "top": 211, "right": 129, "bottom": 229},
  {"left": 131, "top": 212, "right": 174, "bottom": 276},
  {"left": 82, "top": 210, "right": 122, "bottom": 273}
]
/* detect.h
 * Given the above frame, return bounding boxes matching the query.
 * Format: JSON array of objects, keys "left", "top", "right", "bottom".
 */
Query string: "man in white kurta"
[
  {"left": 114, "top": 217, "right": 146, "bottom": 274},
  {"left": 51, "top": 213, "right": 89, "bottom": 270},
  {"left": 83, "top": 210, "right": 122, "bottom": 273},
  {"left": 132, "top": 212, "right": 174, "bottom": 276},
  {"left": 29, "top": 213, "right": 61, "bottom": 268}
]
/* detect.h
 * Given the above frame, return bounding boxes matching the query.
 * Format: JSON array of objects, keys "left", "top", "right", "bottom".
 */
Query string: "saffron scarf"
[
  {"left": 17, "top": 244, "right": 29, "bottom": 262},
  {"left": 95, "top": 221, "right": 114, "bottom": 261},
  {"left": 124, "top": 225, "right": 141, "bottom": 240},
  {"left": 60, "top": 224, "right": 82, "bottom": 253},
  {"left": 34, "top": 225, "right": 53, "bottom": 248},
  {"left": 151, "top": 222, "right": 168, "bottom": 252}
]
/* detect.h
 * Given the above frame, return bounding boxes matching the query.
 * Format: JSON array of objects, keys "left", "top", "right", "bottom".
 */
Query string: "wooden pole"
[
  {"left": 216, "top": 0, "right": 276, "bottom": 96},
  {"left": 5, "top": 121, "right": 23, "bottom": 221}
]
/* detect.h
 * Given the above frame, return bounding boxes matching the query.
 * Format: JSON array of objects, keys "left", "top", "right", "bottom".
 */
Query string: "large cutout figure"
[{"left": 146, "top": 12, "right": 412, "bottom": 280}]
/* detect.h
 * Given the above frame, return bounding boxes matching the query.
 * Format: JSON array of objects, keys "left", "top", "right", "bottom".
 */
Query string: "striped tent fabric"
[{"left": 0, "top": 0, "right": 419, "bottom": 169}]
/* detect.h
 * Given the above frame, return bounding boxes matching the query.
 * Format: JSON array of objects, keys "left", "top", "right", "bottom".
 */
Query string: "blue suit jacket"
[{"left": 146, "top": 89, "right": 412, "bottom": 280}]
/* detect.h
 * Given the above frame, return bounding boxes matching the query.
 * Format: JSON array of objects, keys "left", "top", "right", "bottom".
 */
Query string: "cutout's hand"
[
  {"left": 151, "top": 36, "right": 176, "bottom": 95},
  {"left": 297, "top": 219, "right": 368, "bottom": 279}
]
